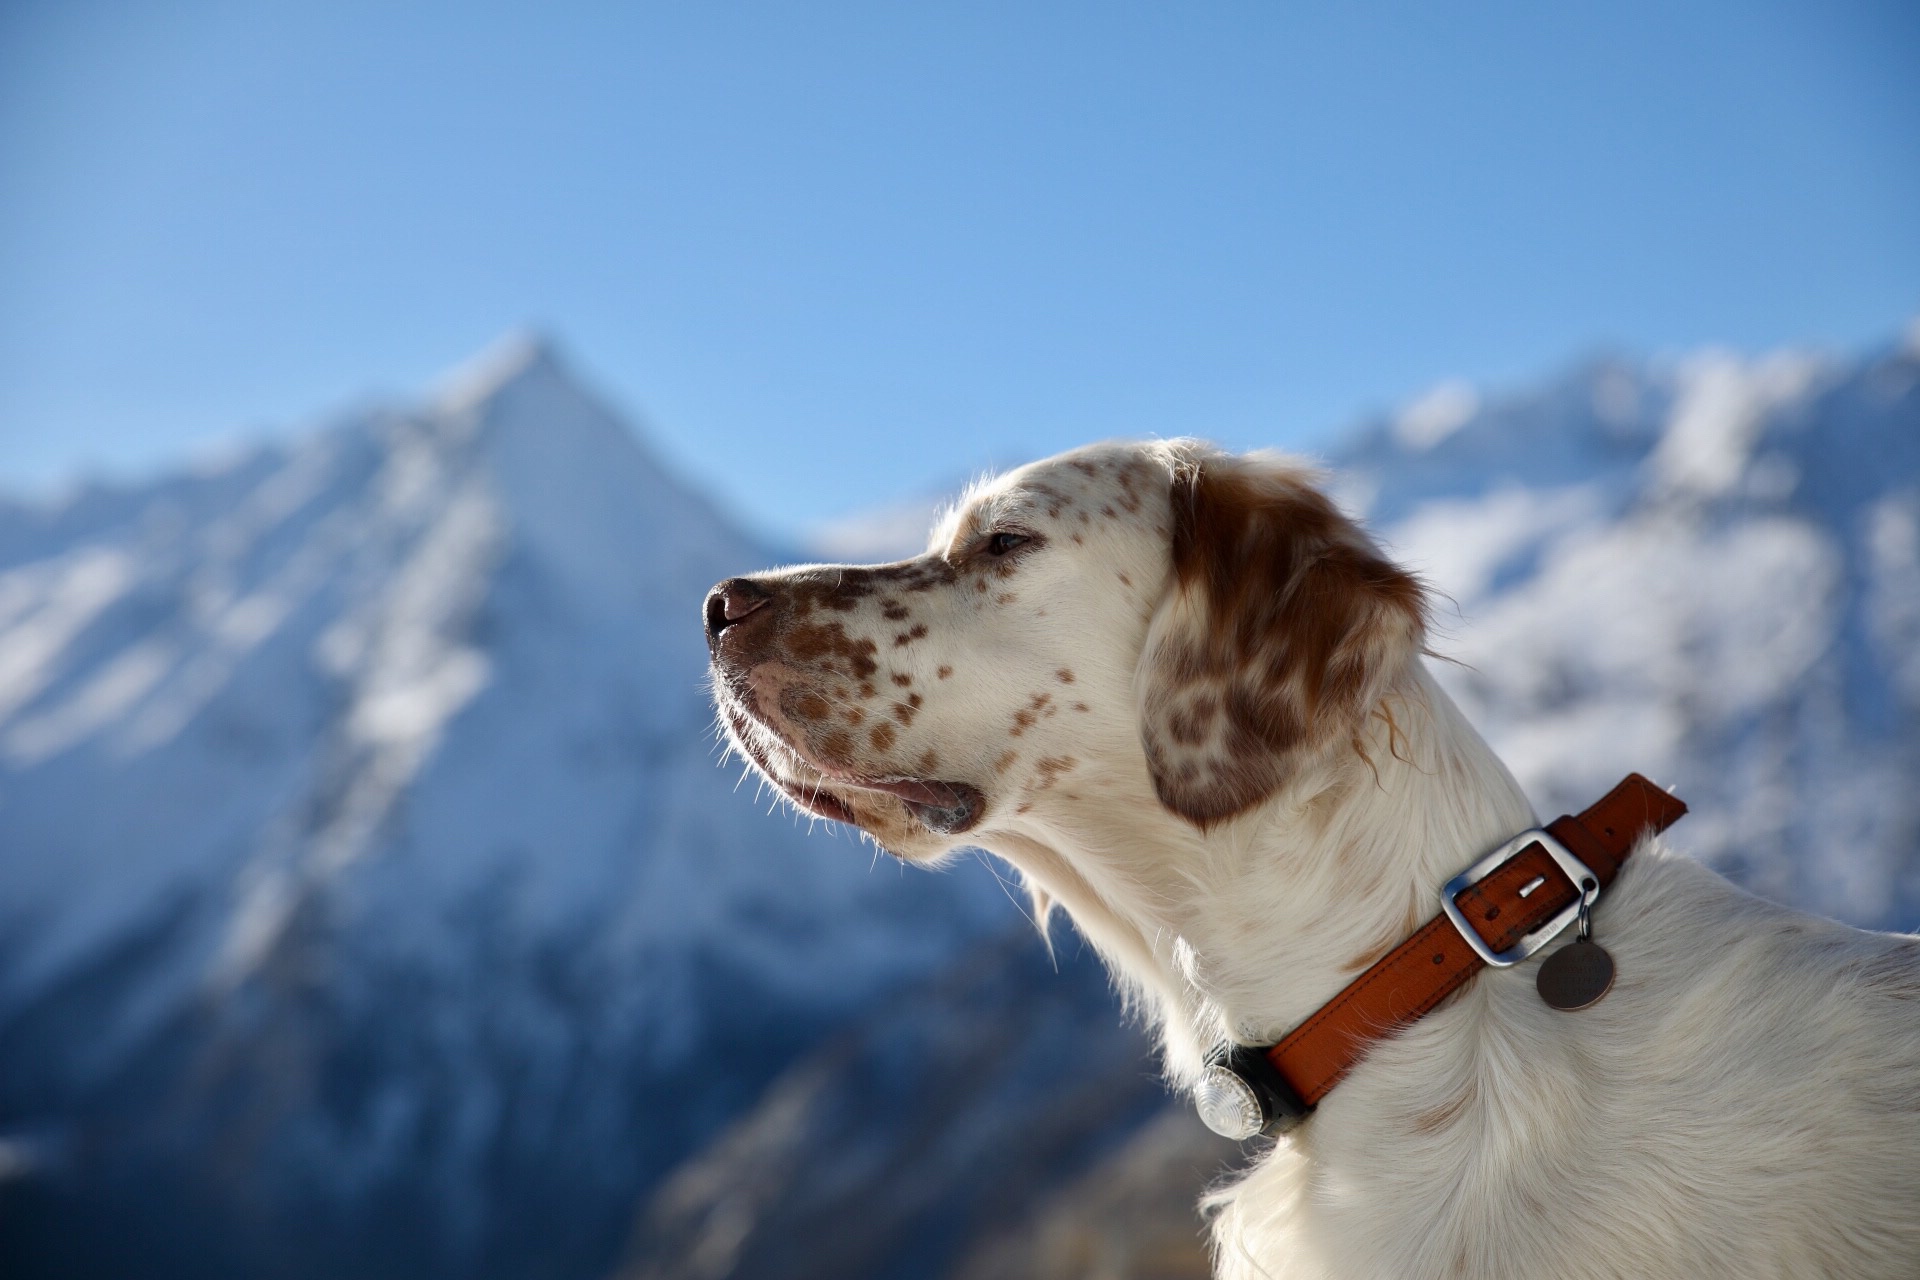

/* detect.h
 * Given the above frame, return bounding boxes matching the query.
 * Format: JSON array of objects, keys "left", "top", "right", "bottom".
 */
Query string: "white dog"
[{"left": 705, "top": 440, "right": 1920, "bottom": 1279}]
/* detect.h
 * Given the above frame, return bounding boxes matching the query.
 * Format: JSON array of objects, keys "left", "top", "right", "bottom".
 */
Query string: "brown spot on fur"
[
  {"left": 858, "top": 682, "right": 875, "bottom": 699},
  {"left": 892, "top": 701, "right": 917, "bottom": 726},
  {"left": 1055, "top": 669, "right": 1074, "bottom": 683},
  {"left": 908, "top": 693, "right": 922, "bottom": 708},
  {"left": 995, "top": 593, "right": 1017, "bottom": 605},
  {"left": 1101, "top": 506, "right": 1116, "bottom": 518},
  {"left": 1117, "top": 572, "right": 1132, "bottom": 587},
  {"left": 784, "top": 622, "right": 844, "bottom": 664},
  {"left": 1011, "top": 709, "right": 1036, "bottom": 736},
  {"left": 915, "top": 749, "right": 940, "bottom": 773},
  {"left": 1033, "top": 755, "right": 1077, "bottom": 790},
  {"left": 870, "top": 723, "right": 897, "bottom": 752},
  {"left": 820, "top": 730, "right": 853, "bottom": 760},
  {"left": 1071, "top": 459, "right": 1098, "bottom": 476},
  {"left": 1412, "top": 1088, "right": 1472, "bottom": 1136},
  {"left": 891, "top": 672, "right": 913, "bottom": 687},
  {"left": 994, "top": 749, "right": 1019, "bottom": 773},
  {"left": 1072, "top": 702, "right": 1089, "bottom": 712},
  {"left": 883, "top": 603, "right": 911, "bottom": 621},
  {"left": 937, "top": 665, "right": 953, "bottom": 680},
  {"left": 789, "top": 691, "right": 830, "bottom": 722},
  {"left": 845, "top": 706, "right": 866, "bottom": 725}
]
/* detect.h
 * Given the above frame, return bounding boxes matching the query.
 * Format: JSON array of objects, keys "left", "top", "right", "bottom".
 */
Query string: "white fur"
[{"left": 710, "top": 440, "right": 1920, "bottom": 1279}]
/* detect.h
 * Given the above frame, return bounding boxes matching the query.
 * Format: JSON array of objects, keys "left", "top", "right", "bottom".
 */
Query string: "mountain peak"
[{"left": 433, "top": 329, "right": 570, "bottom": 415}]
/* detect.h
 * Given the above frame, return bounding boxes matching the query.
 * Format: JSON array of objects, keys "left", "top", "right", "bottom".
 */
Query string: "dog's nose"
[{"left": 705, "top": 577, "right": 773, "bottom": 643}]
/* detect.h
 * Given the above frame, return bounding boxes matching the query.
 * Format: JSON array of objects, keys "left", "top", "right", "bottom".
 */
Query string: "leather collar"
[{"left": 1196, "top": 773, "right": 1688, "bottom": 1138}]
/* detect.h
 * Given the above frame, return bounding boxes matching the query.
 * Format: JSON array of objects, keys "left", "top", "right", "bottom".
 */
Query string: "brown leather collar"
[{"left": 1200, "top": 773, "right": 1688, "bottom": 1136}]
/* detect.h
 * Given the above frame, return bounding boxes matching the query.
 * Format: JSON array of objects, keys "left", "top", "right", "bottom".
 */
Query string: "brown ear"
[{"left": 1137, "top": 451, "right": 1425, "bottom": 826}]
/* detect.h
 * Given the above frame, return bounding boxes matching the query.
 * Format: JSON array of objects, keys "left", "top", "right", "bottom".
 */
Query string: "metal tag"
[{"left": 1536, "top": 939, "right": 1615, "bottom": 1011}]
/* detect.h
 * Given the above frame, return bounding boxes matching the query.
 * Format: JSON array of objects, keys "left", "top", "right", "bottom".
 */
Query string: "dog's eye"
[{"left": 985, "top": 531, "right": 1030, "bottom": 557}]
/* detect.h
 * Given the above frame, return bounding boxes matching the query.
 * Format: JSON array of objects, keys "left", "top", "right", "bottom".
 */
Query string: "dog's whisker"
[{"left": 975, "top": 850, "right": 1057, "bottom": 971}]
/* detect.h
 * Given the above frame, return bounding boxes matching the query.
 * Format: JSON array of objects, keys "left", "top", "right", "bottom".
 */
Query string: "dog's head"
[{"left": 705, "top": 440, "right": 1426, "bottom": 863}]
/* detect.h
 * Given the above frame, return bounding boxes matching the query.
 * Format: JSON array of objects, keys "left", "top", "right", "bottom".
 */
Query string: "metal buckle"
[{"left": 1440, "top": 829, "right": 1596, "bottom": 968}]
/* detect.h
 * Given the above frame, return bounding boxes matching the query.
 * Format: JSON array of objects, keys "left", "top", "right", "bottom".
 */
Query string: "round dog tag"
[{"left": 1536, "top": 940, "right": 1615, "bottom": 1012}]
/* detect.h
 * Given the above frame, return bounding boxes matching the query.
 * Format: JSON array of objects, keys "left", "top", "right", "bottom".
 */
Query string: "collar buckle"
[{"left": 1440, "top": 828, "right": 1596, "bottom": 968}]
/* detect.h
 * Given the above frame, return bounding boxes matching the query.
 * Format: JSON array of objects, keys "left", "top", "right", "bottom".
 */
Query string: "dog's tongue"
[{"left": 851, "top": 776, "right": 986, "bottom": 835}]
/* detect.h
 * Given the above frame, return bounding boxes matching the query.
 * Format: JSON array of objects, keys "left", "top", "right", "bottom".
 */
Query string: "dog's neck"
[
  {"left": 986, "top": 661, "right": 1536, "bottom": 1088},
  {"left": 1182, "top": 662, "right": 1536, "bottom": 1043}
]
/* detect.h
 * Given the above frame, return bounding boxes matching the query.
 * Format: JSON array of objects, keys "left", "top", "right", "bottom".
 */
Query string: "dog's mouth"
[
  {"left": 833, "top": 774, "right": 986, "bottom": 836},
  {"left": 719, "top": 702, "right": 985, "bottom": 837}
]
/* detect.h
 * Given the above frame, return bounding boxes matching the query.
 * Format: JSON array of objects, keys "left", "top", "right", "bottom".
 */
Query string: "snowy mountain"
[
  {"left": 0, "top": 337, "right": 1004, "bottom": 1279},
  {"left": 1352, "top": 334, "right": 1920, "bottom": 928}
]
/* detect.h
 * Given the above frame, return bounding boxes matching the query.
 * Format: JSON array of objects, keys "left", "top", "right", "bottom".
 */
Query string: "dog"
[{"left": 704, "top": 439, "right": 1920, "bottom": 1279}]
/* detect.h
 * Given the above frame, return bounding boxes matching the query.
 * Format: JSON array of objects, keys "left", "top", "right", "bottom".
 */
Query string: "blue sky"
[{"left": 2, "top": 0, "right": 1915, "bottom": 542}]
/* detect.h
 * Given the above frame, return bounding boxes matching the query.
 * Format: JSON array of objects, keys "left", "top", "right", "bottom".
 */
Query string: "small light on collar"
[
  {"left": 1194, "top": 1043, "right": 1313, "bottom": 1139},
  {"left": 1196, "top": 1065, "right": 1266, "bottom": 1139}
]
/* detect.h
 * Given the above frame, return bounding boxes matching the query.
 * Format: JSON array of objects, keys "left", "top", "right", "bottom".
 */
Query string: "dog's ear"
[{"left": 1137, "top": 450, "right": 1426, "bottom": 827}]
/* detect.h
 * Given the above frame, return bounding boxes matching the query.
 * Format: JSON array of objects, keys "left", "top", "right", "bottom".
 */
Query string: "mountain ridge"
[{"left": 0, "top": 335, "right": 1007, "bottom": 1279}]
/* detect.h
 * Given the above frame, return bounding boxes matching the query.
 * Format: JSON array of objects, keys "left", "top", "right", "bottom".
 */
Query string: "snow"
[
  {"left": 1393, "top": 379, "right": 1480, "bottom": 451},
  {"left": 1362, "top": 337, "right": 1920, "bottom": 928},
  {"left": 0, "top": 336, "right": 1001, "bottom": 1035},
  {"left": 1865, "top": 491, "right": 1920, "bottom": 703},
  {"left": 1649, "top": 349, "right": 1824, "bottom": 497},
  {"left": 1381, "top": 483, "right": 1604, "bottom": 604},
  {"left": 0, "top": 548, "right": 138, "bottom": 733}
]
